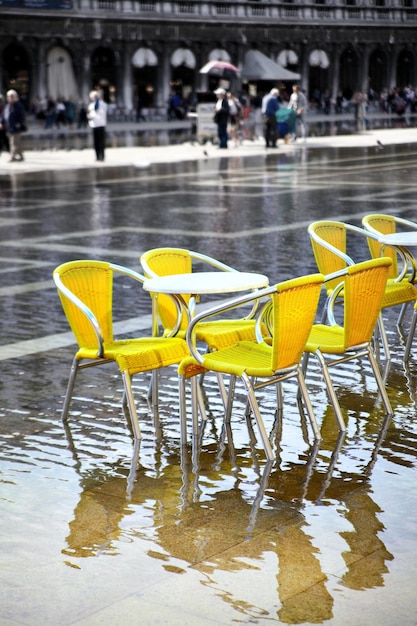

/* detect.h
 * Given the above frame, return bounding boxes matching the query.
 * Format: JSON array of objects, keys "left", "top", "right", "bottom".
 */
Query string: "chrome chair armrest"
[
  {"left": 309, "top": 228, "right": 355, "bottom": 266},
  {"left": 255, "top": 299, "right": 273, "bottom": 343},
  {"left": 110, "top": 263, "right": 146, "bottom": 284},
  {"left": 189, "top": 250, "right": 238, "bottom": 273},
  {"left": 185, "top": 285, "right": 277, "bottom": 363},
  {"left": 53, "top": 272, "right": 104, "bottom": 356}
]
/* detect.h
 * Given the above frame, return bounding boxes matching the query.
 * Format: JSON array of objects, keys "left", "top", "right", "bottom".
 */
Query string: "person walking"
[
  {"left": 288, "top": 84, "right": 307, "bottom": 141},
  {"left": 226, "top": 91, "right": 242, "bottom": 146},
  {"left": 262, "top": 88, "right": 280, "bottom": 148},
  {"left": 0, "top": 94, "right": 10, "bottom": 156},
  {"left": 1, "top": 89, "right": 26, "bottom": 162},
  {"left": 213, "top": 87, "right": 229, "bottom": 149},
  {"left": 87, "top": 90, "right": 108, "bottom": 161}
]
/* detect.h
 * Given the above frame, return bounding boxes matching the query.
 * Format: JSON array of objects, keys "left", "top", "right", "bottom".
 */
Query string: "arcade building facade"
[{"left": 0, "top": 0, "right": 416, "bottom": 112}]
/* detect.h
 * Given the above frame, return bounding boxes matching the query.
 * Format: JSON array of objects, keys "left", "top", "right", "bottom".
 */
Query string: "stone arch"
[
  {"left": 131, "top": 47, "right": 159, "bottom": 108},
  {"left": 396, "top": 48, "right": 415, "bottom": 88},
  {"left": 91, "top": 46, "right": 117, "bottom": 103},
  {"left": 2, "top": 42, "right": 30, "bottom": 106},
  {"left": 208, "top": 49, "right": 231, "bottom": 63},
  {"left": 46, "top": 46, "right": 79, "bottom": 100},
  {"left": 368, "top": 48, "right": 388, "bottom": 95},
  {"left": 170, "top": 47, "right": 196, "bottom": 103},
  {"left": 339, "top": 46, "right": 360, "bottom": 100},
  {"left": 308, "top": 49, "right": 330, "bottom": 104},
  {"left": 277, "top": 49, "right": 299, "bottom": 73}
]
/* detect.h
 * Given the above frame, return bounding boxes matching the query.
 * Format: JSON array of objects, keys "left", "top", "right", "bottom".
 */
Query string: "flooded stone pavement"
[{"left": 0, "top": 133, "right": 417, "bottom": 625}]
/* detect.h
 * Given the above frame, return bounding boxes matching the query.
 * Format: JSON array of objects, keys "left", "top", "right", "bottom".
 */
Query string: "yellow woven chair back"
[
  {"left": 308, "top": 221, "right": 348, "bottom": 291},
  {"left": 55, "top": 260, "right": 113, "bottom": 351},
  {"left": 342, "top": 258, "right": 391, "bottom": 347},
  {"left": 271, "top": 274, "right": 324, "bottom": 370},
  {"left": 141, "top": 247, "right": 192, "bottom": 331},
  {"left": 362, "top": 214, "right": 398, "bottom": 279}
]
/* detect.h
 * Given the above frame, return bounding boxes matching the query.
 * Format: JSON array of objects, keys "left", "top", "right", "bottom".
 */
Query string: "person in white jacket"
[{"left": 87, "top": 90, "right": 108, "bottom": 161}]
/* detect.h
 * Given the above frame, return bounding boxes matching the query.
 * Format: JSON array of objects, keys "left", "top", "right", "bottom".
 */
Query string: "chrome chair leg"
[
  {"left": 377, "top": 313, "right": 391, "bottom": 361},
  {"left": 404, "top": 308, "right": 417, "bottom": 362},
  {"left": 367, "top": 346, "right": 393, "bottom": 416},
  {"left": 241, "top": 372, "right": 274, "bottom": 461},
  {"left": 178, "top": 374, "right": 188, "bottom": 446},
  {"left": 397, "top": 301, "right": 410, "bottom": 328},
  {"left": 122, "top": 370, "right": 141, "bottom": 439},
  {"left": 315, "top": 350, "right": 346, "bottom": 431},
  {"left": 225, "top": 375, "right": 236, "bottom": 423},
  {"left": 61, "top": 356, "right": 79, "bottom": 422},
  {"left": 296, "top": 365, "right": 322, "bottom": 439}
]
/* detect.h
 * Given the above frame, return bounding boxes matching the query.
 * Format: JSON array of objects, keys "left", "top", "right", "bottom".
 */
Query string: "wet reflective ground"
[{"left": 1, "top": 142, "right": 417, "bottom": 624}]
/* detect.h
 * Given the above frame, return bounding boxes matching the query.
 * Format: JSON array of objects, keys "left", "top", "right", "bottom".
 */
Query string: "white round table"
[{"left": 143, "top": 271, "right": 270, "bottom": 320}]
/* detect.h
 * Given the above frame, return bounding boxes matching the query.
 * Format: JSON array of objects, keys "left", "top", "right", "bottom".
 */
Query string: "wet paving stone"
[{"left": 0, "top": 140, "right": 417, "bottom": 625}]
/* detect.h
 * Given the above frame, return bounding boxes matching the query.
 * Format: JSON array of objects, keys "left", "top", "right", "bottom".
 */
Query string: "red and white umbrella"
[{"left": 199, "top": 60, "right": 240, "bottom": 77}]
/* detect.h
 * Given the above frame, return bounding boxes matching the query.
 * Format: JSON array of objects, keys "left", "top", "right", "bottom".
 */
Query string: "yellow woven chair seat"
[
  {"left": 382, "top": 279, "right": 416, "bottom": 308},
  {"left": 305, "top": 324, "right": 347, "bottom": 354},
  {"left": 163, "top": 319, "right": 262, "bottom": 351},
  {"left": 180, "top": 340, "right": 276, "bottom": 379},
  {"left": 102, "top": 338, "right": 189, "bottom": 374}
]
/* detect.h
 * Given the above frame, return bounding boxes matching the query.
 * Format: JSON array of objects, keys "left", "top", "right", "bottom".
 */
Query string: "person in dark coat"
[
  {"left": 0, "top": 94, "right": 10, "bottom": 156},
  {"left": 262, "top": 88, "right": 280, "bottom": 148},
  {"left": 1, "top": 89, "right": 26, "bottom": 162},
  {"left": 214, "top": 87, "right": 229, "bottom": 149}
]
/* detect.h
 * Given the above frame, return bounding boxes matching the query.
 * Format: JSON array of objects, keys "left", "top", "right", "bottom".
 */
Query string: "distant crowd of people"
[
  {"left": 212, "top": 83, "right": 306, "bottom": 149},
  {"left": 30, "top": 96, "right": 88, "bottom": 129},
  {"left": 1, "top": 82, "right": 416, "bottom": 162},
  {"left": 310, "top": 84, "right": 417, "bottom": 117}
]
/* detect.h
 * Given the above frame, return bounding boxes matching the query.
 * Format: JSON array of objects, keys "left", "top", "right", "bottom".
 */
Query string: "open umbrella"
[{"left": 199, "top": 60, "right": 240, "bottom": 78}]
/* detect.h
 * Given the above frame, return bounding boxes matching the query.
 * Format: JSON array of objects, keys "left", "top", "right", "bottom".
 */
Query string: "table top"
[
  {"left": 143, "top": 271, "right": 269, "bottom": 295},
  {"left": 378, "top": 231, "right": 417, "bottom": 247}
]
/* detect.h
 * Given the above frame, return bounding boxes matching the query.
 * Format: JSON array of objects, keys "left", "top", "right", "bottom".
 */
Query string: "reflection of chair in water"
[
  {"left": 179, "top": 274, "right": 325, "bottom": 460},
  {"left": 53, "top": 260, "right": 189, "bottom": 440},
  {"left": 340, "top": 489, "right": 394, "bottom": 590},
  {"left": 303, "top": 259, "right": 394, "bottom": 431},
  {"left": 61, "top": 415, "right": 394, "bottom": 620},
  {"left": 313, "top": 412, "right": 394, "bottom": 591}
]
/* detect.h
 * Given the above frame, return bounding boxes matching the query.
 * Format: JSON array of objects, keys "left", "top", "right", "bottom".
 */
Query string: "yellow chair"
[
  {"left": 302, "top": 258, "right": 393, "bottom": 430},
  {"left": 140, "top": 247, "right": 263, "bottom": 349},
  {"left": 53, "top": 260, "right": 189, "bottom": 441},
  {"left": 362, "top": 213, "right": 417, "bottom": 286},
  {"left": 178, "top": 273, "right": 325, "bottom": 461},
  {"left": 308, "top": 220, "right": 417, "bottom": 360},
  {"left": 362, "top": 213, "right": 417, "bottom": 360},
  {"left": 141, "top": 247, "right": 267, "bottom": 409}
]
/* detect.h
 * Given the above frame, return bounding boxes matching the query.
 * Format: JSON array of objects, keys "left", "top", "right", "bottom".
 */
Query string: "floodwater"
[{"left": 0, "top": 142, "right": 417, "bottom": 625}]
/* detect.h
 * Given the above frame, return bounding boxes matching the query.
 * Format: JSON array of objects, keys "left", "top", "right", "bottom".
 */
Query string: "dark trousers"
[
  {"left": 264, "top": 114, "right": 277, "bottom": 147},
  {"left": 217, "top": 122, "right": 228, "bottom": 148},
  {"left": 93, "top": 126, "right": 106, "bottom": 161},
  {"left": 0, "top": 129, "right": 10, "bottom": 153}
]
